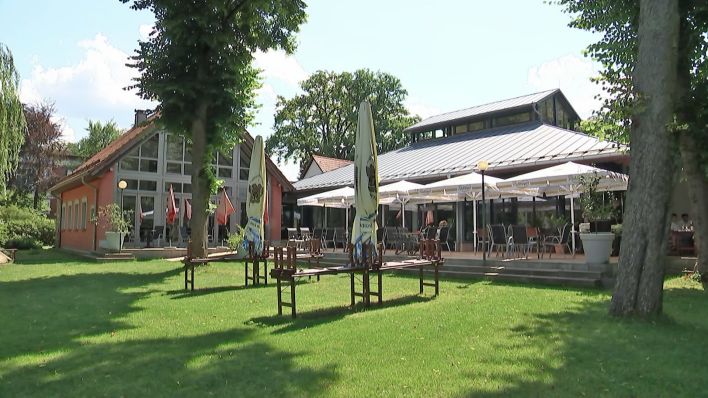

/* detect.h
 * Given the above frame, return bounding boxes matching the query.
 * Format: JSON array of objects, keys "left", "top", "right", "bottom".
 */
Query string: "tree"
[
  {"left": 123, "top": 0, "right": 307, "bottom": 257},
  {"left": 69, "top": 120, "right": 122, "bottom": 158},
  {"left": 0, "top": 43, "right": 26, "bottom": 192},
  {"left": 558, "top": 0, "right": 708, "bottom": 288},
  {"left": 266, "top": 69, "right": 420, "bottom": 178},
  {"left": 9, "top": 102, "right": 65, "bottom": 209}
]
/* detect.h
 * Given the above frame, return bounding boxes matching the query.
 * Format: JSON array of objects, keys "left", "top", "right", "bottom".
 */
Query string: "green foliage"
[
  {"left": 611, "top": 223, "right": 623, "bottom": 236},
  {"left": 95, "top": 204, "right": 132, "bottom": 233},
  {"left": 266, "top": 69, "right": 421, "bottom": 177},
  {"left": 123, "top": 0, "right": 307, "bottom": 190},
  {"left": 70, "top": 120, "right": 122, "bottom": 158},
  {"left": 226, "top": 225, "right": 245, "bottom": 252},
  {"left": 546, "top": 213, "right": 568, "bottom": 230},
  {"left": 0, "top": 205, "right": 55, "bottom": 249},
  {"left": 578, "top": 173, "right": 615, "bottom": 222},
  {"left": 0, "top": 43, "right": 27, "bottom": 190}
]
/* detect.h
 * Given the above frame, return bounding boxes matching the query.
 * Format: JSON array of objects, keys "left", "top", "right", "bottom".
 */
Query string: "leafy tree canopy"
[
  {"left": 0, "top": 43, "right": 27, "bottom": 191},
  {"left": 266, "top": 69, "right": 421, "bottom": 178},
  {"left": 68, "top": 120, "right": 122, "bottom": 158},
  {"left": 9, "top": 102, "right": 65, "bottom": 208}
]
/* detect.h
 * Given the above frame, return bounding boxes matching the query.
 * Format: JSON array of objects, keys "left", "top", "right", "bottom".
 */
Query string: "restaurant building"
[
  {"left": 288, "top": 89, "right": 632, "bottom": 249},
  {"left": 50, "top": 111, "right": 293, "bottom": 253}
]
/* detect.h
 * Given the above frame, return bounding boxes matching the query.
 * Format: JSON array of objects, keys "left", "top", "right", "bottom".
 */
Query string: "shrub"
[
  {"left": 227, "top": 226, "right": 245, "bottom": 252},
  {"left": 0, "top": 205, "right": 55, "bottom": 249}
]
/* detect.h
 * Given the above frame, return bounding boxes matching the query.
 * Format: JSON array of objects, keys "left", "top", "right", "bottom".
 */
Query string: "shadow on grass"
[
  {"left": 459, "top": 284, "right": 708, "bottom": 397},
  {"left": 0, "top": 327, "right": 337, "bottom": 397},
  {"left": 248, "top": 294, "right": 434, "bottom": 335},
  {"left": 0, "top": 269, "right": 175, "bottom": 362},
  {"left": 12, "top": 248, "right": 88, "bottom": 265}
]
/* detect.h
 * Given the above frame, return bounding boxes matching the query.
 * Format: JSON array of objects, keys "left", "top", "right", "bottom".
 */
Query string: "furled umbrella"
[
  {"left": 243, "top": 135, "right": 267, "bottom": 254},
  {"left": 350, "top": 101, "right": 379, "bottom": 258}
]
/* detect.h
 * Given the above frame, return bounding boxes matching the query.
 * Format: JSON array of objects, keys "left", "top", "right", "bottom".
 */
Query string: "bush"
[
  {"left": 0, "top": 205, "right": 55, "bottom": 249},
  {"left": 227, "top": 226, "right": 245, "bottom": 252}
]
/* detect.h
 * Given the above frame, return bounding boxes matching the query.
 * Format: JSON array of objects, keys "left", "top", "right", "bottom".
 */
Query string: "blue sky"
[{"left": 1, "top": 0, "right": 601, "bottom": 180}]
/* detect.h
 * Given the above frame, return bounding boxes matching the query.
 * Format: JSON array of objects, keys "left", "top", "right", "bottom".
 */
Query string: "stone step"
[
  {"left": 441, "top": 264, "right": 603, "bottom": 279},
  {"left": 413, "top": 268, "right": 602, "bottom": 288}
]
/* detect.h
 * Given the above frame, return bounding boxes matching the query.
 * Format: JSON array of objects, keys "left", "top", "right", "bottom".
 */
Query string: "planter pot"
[
  {"left": 579, "top": 232, "right": 614, "bottom": 264},
  {"left": 104, "top": 231, "right": 126, "bottom": 252},
  {"left": 554, "top": 244, "right": 566, "bottom": 254}
]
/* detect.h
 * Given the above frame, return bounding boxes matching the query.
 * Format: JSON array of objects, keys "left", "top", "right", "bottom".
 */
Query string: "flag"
[
  {"left": 351, "top": 101, "right": 379, "bottom": 258},
  {"left": 425, "top": 209, "right": 434, "bottom": 226},
  {"left": 166, "top": 185, "right": 177, "bottom": 225},
  {"left": 216, "top": 189, "right": 235, "bottom": 225},
  {"left": 244, "top": 136, "right": 267, "bottom": 253},
  {"left": 184, "top": 198, "right": 192, "bottom": 221}
]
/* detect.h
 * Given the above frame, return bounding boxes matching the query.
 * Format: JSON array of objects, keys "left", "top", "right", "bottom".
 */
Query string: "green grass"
[{"left": 1, "top": 249, "right": 706, "bottom": 397}]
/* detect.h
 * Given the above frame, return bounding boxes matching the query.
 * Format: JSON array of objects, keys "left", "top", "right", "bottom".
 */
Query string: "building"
[
  {"left": 301, "top": 155, "right": 353, "bottom": 179},
  {"left": 50, "top": 111, "right": 293, "bottom": 253},
  {"left": 289, "top": 89, "right": 629, "bottom": 249}
]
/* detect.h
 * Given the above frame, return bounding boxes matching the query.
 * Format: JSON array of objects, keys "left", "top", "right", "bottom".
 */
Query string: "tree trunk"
[
  {"left": 33, "top": 188, "right": 39, "bottom": 209},
  {"left": 610, "top": 0, "right": 679, "bottom": 317},
  {"left": 189, "top": 102, "right": 210, "bottom": 258}
]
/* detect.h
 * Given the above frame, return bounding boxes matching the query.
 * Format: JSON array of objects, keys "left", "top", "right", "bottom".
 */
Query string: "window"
[
  {"left": 239, "top": 147, "right": 250, "bottom": 180},
  {"left": 67, "top": 204, "right": 72, "bottom": 230},
  {"left": 454, "top": 124, "right": 467, "bottom": 134},
  {"left": 81, "top": 199, "right": 87, "bottom": 229},
  {"left": 212, "top": 151, "right": 234, "bottom": 179},
  {"left": 74, "top": 202, "right": 79, "bottom": 230},
  {"left": 139, "top": 180, "right": 157, "bottom": 191},
  {"left": 165, "top": 133, "right": 193, "bottom": 175},
  {"left": 468, "top": 120, "right": 485, "bottom": 132},
  {"left": 494, "top": 112, "right": 531, "bottom": 127},
  {"left": 120, "top": 133, "right": 159, "bottom": 173},
  {"left": 61, "top": 204, "right": 66, "bottom": 230},
  {"left": 90, "top": 206, "right": 95, "bottom": 227}
]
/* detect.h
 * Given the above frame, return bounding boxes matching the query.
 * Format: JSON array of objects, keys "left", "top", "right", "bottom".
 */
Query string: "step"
[
  {"left": 441, "top": 264, "right": 603, "bottom": 279},
  {"left": 422, "top": 269, "right": 602, "bottom": 288}
]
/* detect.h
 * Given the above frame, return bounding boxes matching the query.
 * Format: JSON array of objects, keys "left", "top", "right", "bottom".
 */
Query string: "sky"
[{"left": 0, "top": 0, "right": 602, "bottom": 181}]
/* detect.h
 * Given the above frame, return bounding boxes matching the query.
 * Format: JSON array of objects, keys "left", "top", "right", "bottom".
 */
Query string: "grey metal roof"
[
  {"left": 404, "top": 89, "right": 558, "bottom": 134},
  {"left": 293, "top": 122, "right": 626, "bottom": 191}
]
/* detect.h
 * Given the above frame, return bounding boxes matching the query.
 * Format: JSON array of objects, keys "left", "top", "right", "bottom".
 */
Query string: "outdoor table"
[{"left": 270, "top": 241, "right": 444, "bottom": 318}]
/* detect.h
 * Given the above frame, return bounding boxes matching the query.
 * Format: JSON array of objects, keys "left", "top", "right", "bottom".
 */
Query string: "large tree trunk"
[
  {"left": 189, "top": 102, "right": 211, "bottom": 259},
  {"left": 609, "top": 0, "right": 679, "bottom": 317}
]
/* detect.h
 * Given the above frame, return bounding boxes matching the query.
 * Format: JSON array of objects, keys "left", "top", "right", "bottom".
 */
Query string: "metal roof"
[
  {"left": 404, "top": 89, "right": 559, "bottom": 134},
  {"left": 293, "top": 122, "right": 626, "bottom": 191}
]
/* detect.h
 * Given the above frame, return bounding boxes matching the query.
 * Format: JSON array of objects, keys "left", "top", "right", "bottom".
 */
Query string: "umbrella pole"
[
  {"left": 570, "top": 188, "right": 576, "bottom": 258},
  {"left": 473, "top": 198, "right": 477, "bottom": 253}
]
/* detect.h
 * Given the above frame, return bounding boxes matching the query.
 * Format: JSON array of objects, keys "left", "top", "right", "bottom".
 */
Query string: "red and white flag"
[
  {"left": 216, "top": 189, "right": 235, "bottom": 225},
  {"left": 166, "top": 185, "right": 177, "bottom": 225},
  {"left": 184, "top": 198, "right": 192, "bottom": 221}
]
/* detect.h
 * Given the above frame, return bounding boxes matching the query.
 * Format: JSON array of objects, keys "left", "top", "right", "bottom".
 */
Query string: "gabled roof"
[
  {"left": 404, "top": 89, "right": 577, "bottom": 134},
  {"left": 293, "top": 121, "right": 626, "bottom": 191},
  {"left": 51, "top": 115, "right": 294, "bottom": 193},
  {"left": 310, "top": 155, "right": 352, "bottom": 173}
]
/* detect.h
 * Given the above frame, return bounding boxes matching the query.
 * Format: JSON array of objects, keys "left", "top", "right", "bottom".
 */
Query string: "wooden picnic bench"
[{"left": 270, "top": 240, "right": 444, "bottom": 318}]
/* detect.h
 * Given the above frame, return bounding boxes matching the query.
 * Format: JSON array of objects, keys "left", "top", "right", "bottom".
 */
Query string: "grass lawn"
[{"left": 1, "top": 249, "right": 706, "bottom": 397}]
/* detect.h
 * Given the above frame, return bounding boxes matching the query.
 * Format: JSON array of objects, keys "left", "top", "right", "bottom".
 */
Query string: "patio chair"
[
  {"left": 422, "top": 226, "right": 437, "bottom": 240},
  {"left": 299, "top": 227, "right": 312, "bottom": 241},
  {"left": 487, "top": 224, "right": 509, "bottom": 258},
  {"left": 476, "top": 228, "right": 487, "bottom": 253},
  {"left": 323, "top": 228, "right": 336, "bottom": 251},
  {"left": 509, "top": 225, "right": 534, "bottom": 259},
  {"left": 543, "top": 223, "right": 572, "bottom": 258},
  {"left": 150, "top": 228, "right": 163, "bottom": 248},
  {"left": 287, "top": 228, "right": 302, "bottom": 249},
  {"left": 334, "top": 228, "right": 347, "bottom": 250},
  {"left": 438, "top": 226, "right": 452, "bottom": 251}
]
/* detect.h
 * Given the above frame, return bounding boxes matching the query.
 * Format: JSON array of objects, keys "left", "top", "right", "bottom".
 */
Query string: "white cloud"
[
  {"left": 51, "top": 116, "right": 76, "bottom": 142},
  {"left": 527, "top": 54, "right": 603, "bottom": 119},
  {"left": 19, "top": 34, "right": 155, "bottom": 141},
  {"left": 405, "top": 98, "right": 442, "bottom": 120},
  {"left": 254, "top": 50, "right": 307, "bottom": 88},
  {"left": 271, "top": 155, "right": 301, "bottom": 182},
  {"left": 139, "top": 24, "right": 153, "bottom": 40},
  {"left": 256, "top": 83, "right": 278, "bottom": 101}
]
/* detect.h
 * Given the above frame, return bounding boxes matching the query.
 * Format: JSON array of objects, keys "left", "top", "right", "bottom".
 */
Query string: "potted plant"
[
  {"left": 95, "top": 204, "right": 132, "bottom": 252},
  {"left": 226, "top": 225, "right": 246, "bottom": 259},
  {"left": 578, "top": 173, "right": 616, "bottom": 264}
]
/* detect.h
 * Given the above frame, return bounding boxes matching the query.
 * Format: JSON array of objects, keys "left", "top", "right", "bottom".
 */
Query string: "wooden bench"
[
  {"left": 182, "top": 257, "right": 209, "bottom": 290},
  {"left": 244, "top": 241, "right": 270, "bottom": 286},
  {"left": 270, "top": 240, "right": 444, "bottom": 318}
]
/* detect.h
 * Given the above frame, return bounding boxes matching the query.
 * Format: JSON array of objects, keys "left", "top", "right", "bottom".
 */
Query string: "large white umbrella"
[
  {"left": 379, "top": 180, "right": 424, "bottom": 229},
  {"left": 351, "top": 101, "right": 379, "bottom": 258},
  {"left": 497, "top": 161, "right": 629, "bottom": 255},
  {"left": 243, "top": 136, "right": 267, "bottom": 253},
  {"left": 297, "top": 186, "right": 354, "bottom": 208}
]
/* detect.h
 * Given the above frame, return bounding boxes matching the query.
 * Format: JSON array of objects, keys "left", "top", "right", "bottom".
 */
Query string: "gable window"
[
  {"left": 239, "top": 147, "right": 250, "bottom": 181},
  {"left": 166, "top": 133, "right": 193, "bottom": 175},
  {"left": 213, "top": 151, "right": 234, "bottom": 179},
  {"left": 120, "top": 134, "right": 159, "bottom": 173}
]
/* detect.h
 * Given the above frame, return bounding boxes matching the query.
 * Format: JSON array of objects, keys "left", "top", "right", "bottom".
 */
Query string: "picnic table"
[{"left": 269, "top": 240, "right": 444, "bottom": 318}]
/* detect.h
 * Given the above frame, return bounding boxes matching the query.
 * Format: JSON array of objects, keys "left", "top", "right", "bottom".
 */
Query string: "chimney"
[{"left": 134, "top": 109, "right": 151, "bottom": 127}]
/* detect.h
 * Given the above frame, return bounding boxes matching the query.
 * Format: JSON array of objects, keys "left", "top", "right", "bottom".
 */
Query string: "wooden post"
[
  {"left": 377, "top": 270, "right": 382, "bottom": 304},
  {"left": 290, "top": 276, "right": 296, "bottom": 318},
  {"left": 350, "top": 273, "right": 355, "bottom": 306}
]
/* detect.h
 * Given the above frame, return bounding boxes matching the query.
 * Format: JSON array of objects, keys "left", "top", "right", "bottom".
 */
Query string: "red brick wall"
[{"left": 59, "top": 170, "right": 114, "bottom": 252}]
